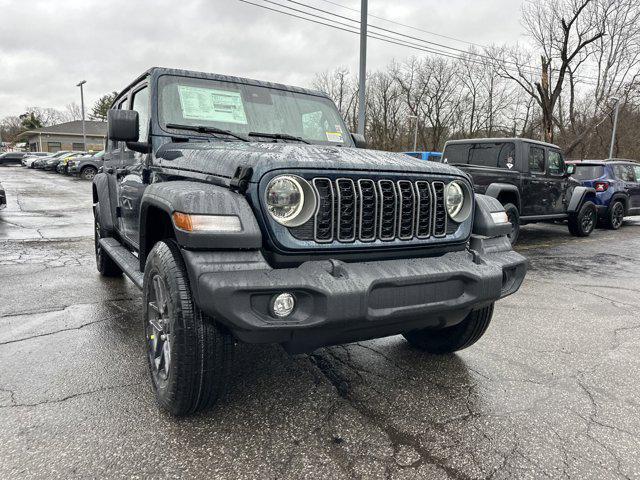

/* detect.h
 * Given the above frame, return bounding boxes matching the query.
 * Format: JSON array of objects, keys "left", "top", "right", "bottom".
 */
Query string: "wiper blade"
[
  {"left": 166, "top": 123, "right": 249, "bottom": 142},
  {"left": 248, "top": 131, "right": 309, "bottom": 144}
]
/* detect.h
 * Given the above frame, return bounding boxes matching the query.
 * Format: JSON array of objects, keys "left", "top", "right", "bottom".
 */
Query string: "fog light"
[{"left": 271, "top": 293, "right": 295, "bottom": 318}]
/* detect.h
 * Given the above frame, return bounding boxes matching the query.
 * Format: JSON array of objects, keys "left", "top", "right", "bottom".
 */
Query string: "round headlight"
[
  {"left": 445, "top": 181, "right": 471, "bottom": 223},
  {"left": 265, "top": 175, "right": 316, "bottom": 227}
]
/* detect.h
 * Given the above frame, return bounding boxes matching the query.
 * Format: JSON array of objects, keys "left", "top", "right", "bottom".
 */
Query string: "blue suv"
[{"left": 571, "top": 160, "right": 640, "bottom": 229}]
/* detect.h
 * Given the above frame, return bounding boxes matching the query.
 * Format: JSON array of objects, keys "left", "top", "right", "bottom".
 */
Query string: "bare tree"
[{"left": 494, "top": 0, "right": 604, "bottom": 143}]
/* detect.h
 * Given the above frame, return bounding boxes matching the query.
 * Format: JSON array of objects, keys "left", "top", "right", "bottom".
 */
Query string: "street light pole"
[
  {"left": 608, "top": 97, "right": 620, "bottom": 160},
  {"left": 76, "top": 80, "right": 87, "bottom": 151},
  {"left": 409, "top": 115, "right": 419, "bottom": 151},
  {"left": 357, "top": 0, "right": 367, "bottom": 136}
]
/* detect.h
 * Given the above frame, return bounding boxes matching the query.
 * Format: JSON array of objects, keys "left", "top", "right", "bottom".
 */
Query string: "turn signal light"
[
  {"left": 594, "top": 182, "right": 609, "bottom": 192},
  {"left": 172, "top": 212, "right": 242, "bottom": 232}
]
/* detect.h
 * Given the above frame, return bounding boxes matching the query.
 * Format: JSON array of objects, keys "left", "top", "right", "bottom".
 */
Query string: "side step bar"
[{"left": 99, "top": 238, "right": 144, "bottom": 289}]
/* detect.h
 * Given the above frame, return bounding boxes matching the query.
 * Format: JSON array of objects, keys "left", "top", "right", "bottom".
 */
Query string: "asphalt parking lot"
[{"left": 1, "top": 165, "right": 639, "bottom": 479}]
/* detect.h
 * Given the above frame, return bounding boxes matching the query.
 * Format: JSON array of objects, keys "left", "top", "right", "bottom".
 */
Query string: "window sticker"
[
  {"left": 177, "top": 85, "right": 248, "bottom": 124},
  {"left": 326, "top": 131, "right": 344, "bottom": 142}
]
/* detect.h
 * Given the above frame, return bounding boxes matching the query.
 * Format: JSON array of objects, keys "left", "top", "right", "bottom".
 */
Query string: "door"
[
  {"left": 521, "top": 145, "right": 547, "bottom": 216},
  {"left": 546, "top": 149, "right": 568, "bottom": 214},
  {"left": 118, "top": 84, "right": 150, "bottom": 247},
  {"left": 628, "top": 164, "right": 640, "bottom": 212}
]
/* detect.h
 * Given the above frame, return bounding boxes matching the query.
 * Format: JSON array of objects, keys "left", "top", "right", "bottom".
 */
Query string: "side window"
[
  {"left": 614, "top": 164, "right": 634, "bottom": 181},
  {"left": 131, "top": 86, "right": 150, "bottom": 141},
  {"left": 528, "top": 146, "right": 545, "bottom": 173},
  {"left": 497, "top": 143, "right": 516, "bottom": 169},
  {"left": 632, "top": 166, "right": 640, "bottom": 183},
  {"left": 548, "top": 150, "right": 564, "bottom": 175}
]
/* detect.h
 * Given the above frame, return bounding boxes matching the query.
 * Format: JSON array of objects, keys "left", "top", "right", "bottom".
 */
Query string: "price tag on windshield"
[{"left": 178, "top": 85, "right": 248, "bottom": 124}]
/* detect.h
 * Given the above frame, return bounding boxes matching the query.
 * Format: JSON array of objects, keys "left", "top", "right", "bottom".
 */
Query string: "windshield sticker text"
[{"left": 178, "top": 85, "right": 248, "bottom": 124}]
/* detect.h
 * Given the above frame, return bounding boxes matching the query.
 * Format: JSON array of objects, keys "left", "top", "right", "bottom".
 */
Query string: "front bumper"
[{"left": 182, "top": 235, "right": 527, "bottom": 353}]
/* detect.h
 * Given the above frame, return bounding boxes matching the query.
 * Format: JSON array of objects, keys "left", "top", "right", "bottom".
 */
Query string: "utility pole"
[
  {"left": 409, "top": 115, "right": 418, "bottom": 151},
  {"left": 77, "top": 80, "right": 87, "bottom": 151},
  {"left": 608, "top": 97, "right": 620, "bottom": 160},
  {"left": 357, "top": 0, "right": 367, "bottom": 136}
]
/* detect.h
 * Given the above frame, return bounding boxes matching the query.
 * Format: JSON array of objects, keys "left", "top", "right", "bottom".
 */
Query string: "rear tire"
[
  {"left": 503, "top": 203, "right": 520, "bottom": 245},
  {"left": 94, "top": 205, "right": 123, "bottom": 277},
  {"left": 403, "top": 304, "right": 494, "bottom": 354},
  {"left": 143, "top": 240, "right": 234, "bottom": 416},
  {"left": 605, "top": 200, "right": 625, "bottom": 230},
  {"left": 568, "top": 201, "right": 597, "bottom": 237}
]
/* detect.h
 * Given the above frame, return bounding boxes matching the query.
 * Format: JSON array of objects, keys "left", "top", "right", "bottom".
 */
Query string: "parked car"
[
  {"left": 43, "top": 151, "right": 85, "bottom": 171},
  {"left": 0, "top": 179, "right": 5, "bottom": 210},
  {"left": 442, "top": 138, "right": 597, "bottom": 244},
  {"left": 32, "top": 151, "right": 70, "bottom": 169},
  {"left": 570, "top": 159, "right": 640, "bottom": 229},
  {"left": 404, "top": 151, "right": 443, "bottom": 162},
  {"left": 21, "top": 152, "right": 48, "bottom": 166},
  {"left": 25, "top": 152, "right": 67, "bottom": 168},
  {"left": 0, "top": 151, "right": 30, "bottom": 165},
  {"left": 55, "top": 152, "right": 87, "bottom": 174},
  {"left": 68, "top": 150, "right": 106, "bottom": 180},
  {"left": 93, "top": 67, "right": 527, "bottom": 416}
]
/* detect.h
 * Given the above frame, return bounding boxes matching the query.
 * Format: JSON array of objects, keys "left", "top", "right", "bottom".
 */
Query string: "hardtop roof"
[
  {"left": 444, "top": 137, "right": 560, "bottom": 150},
  {"left": 111, "top": 67, "right": 329, "bottom": 107}
]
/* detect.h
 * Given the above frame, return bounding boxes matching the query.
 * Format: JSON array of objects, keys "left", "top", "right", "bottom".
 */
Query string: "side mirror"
[
  {"left": 565, "top": 164, "right": 575, "bottom": 176},
  {"left": 107, "top": 109, "right": 139, "bottom": 142},
  {"left": 350, "top": 133, "right": 367, "bottom": 149}
]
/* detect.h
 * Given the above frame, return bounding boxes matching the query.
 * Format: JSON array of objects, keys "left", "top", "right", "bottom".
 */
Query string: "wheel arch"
[
  {"left": 567, "top": 186, "right": 597, "bottom": 213},
  {"left": 485, "top": 183, "right": 521, "bottom": 212},
  {"left": 138, "top": 181, "right": 262, "bottom": 271}
]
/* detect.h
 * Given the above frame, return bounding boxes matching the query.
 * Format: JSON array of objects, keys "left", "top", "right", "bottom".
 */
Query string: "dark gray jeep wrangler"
[{"left": 93, "top": 68, "right": 527, "bottom": 415}]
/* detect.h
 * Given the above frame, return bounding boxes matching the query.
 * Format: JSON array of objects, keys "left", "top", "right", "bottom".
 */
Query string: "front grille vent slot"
[{"left": 302, "top": 177, "right": 454, "bottom": 243}]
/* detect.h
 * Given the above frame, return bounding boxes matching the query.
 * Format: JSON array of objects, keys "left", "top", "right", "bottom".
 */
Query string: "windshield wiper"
[
  {"left": 248, "top": 131, "right": 309, "bottom": 144},
  {"left": 166, "top": 123, "right": 249, "bottom": 142}
]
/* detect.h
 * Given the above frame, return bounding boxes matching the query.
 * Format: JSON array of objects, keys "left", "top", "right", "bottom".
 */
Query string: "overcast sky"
[{"left": 0, "top": 0, "right": 526, "bottom": 119}]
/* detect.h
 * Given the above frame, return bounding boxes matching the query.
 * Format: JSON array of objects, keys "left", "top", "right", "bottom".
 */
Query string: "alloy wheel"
[
  {"left": 611, "top": 203, "right": 624, "bottom": 229},
  {"left": 582, "top": 208, "right": 595, "bottom": 234},
  {"left": 146, "top": 274, "right": 172, "bottom": 382}
]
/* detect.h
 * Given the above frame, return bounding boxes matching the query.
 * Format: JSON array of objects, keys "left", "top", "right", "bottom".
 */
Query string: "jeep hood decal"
[{"left": 156, "top": 142, "right": 466, "bottom": 181}]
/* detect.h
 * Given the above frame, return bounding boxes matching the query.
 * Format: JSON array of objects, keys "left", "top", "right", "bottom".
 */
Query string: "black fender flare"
[
  {"left": 484, "top": 183, "right": 521, "bottom": 212},
  {"left": 139, "top": 181, "right": 262, "bottom": 264},
  {"left": 92, "top": 173, "right": 115, "bottom": 234},
  {"left": 567, "top": 186, "right": 597, "bottom": 213},
  {"left": 473, "top": 194, "right": 512, "bottom": 238}
]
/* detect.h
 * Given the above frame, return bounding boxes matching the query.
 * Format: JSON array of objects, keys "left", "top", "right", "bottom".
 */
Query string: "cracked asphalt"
[{"left": 1, "top": 164, "right": 640, "bottom": 479}]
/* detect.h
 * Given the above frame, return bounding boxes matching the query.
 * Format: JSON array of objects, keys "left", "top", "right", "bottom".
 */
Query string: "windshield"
[
  {"left": 158, "top": 75, "right": 352, "bottom": 146},
  {"left": 573, "top": 164, "right": 604, "bottom": 180}
]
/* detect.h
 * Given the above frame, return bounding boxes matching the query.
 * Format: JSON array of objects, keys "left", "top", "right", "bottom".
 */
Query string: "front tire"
[
  {"left": 403, "top": 304, "right": 494, "bottom": 354},
  {"left": 503, "top": 203, "right": 520, "bottom": 245},
  {"left": 568, "top": 201, "right": 597, "bottom": 237},
  {"left": 605, "top": 200, "right": 625, "bottom": 230},
  {"left": 80, "top": 166, "right": 98, "bottom": 181},
  {"left": 143, "top": 240, "right": 234, "bottom": 416}
]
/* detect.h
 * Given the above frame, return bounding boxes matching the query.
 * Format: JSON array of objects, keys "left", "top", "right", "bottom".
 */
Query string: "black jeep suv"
[
  {"left": 93, "top": 68, "right": 527, "bottom": 415},
  {"left": 442, "top": 138, "right": 598, "bottom": 244}
]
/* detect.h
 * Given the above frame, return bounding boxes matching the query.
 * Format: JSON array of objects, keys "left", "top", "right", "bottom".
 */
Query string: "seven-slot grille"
[{"left": 305, "top": 177, "right": 450, "bottom": 243}]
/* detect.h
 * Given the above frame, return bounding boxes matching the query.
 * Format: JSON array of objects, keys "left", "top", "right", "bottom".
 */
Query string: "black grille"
[
  {"left": 299, "top": 177, "right": 454, "bottom": 244},
  {"left": 432, "top": 182, "right": 447, "bottom": 237}
]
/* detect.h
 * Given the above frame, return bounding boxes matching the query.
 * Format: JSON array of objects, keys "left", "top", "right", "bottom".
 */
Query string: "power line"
[
  {"left": 312, "top": 0, "right": 487, "bottom": 49},
  {"left": 279, "top": 0, "right": 600, "bottom": 83},
  {"left": 238, "top": 0, "right": 601, "bottom": 86}
]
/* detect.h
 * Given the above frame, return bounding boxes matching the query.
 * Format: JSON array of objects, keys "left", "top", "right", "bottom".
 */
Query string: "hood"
[{"left": 155, "top": 142, "right": 465, "bottom": 181}]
